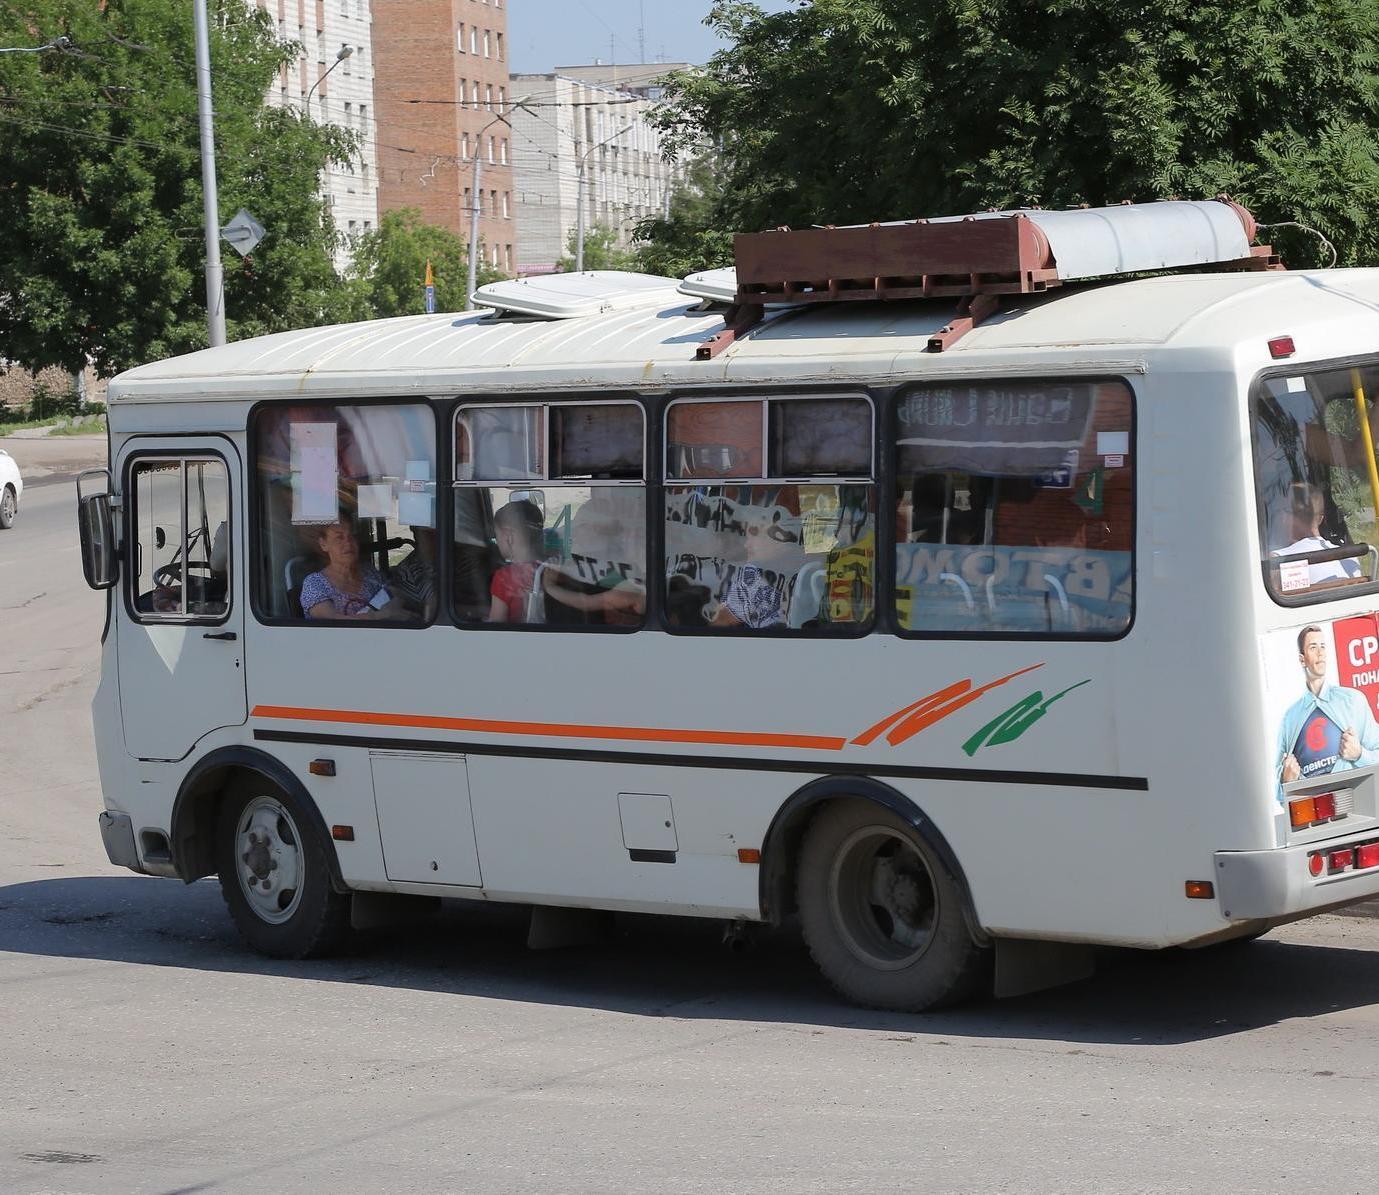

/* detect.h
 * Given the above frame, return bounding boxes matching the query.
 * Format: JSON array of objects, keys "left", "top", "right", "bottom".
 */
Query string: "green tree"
[
  {"left": 555, "top": 222, "right": 639, "bottom": 272},
  {"left": 653, "top": 0, "right": 1379, "bottom": 267},
  {"left": 344, "top": 208, "right": 503, "bottom": 318},
  {"left": 634, "top": 155, "right": 735, "bottom": 278},
  {"left": 0, "top": 0, "right": 355, "bottom": 375}
]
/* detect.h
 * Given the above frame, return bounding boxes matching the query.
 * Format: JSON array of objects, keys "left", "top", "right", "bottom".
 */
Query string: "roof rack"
[{"left": 696, "top": 197, "right": 1281, "bottom": 360}]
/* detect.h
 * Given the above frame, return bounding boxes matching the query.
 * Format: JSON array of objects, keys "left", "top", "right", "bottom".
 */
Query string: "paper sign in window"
[
  {"left": 357, "top": 483, "right": 395, "bottom": 521},
  {"left": 291, "top": 422, "right": 339, "bottom": 524},
  {"left": 398, "top": 459, "right": 435, "bottom": 528}
]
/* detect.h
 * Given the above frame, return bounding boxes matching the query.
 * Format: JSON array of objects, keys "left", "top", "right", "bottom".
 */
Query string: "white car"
[{"left": 0, "top": 448, "right": 22, "bottom": 529}]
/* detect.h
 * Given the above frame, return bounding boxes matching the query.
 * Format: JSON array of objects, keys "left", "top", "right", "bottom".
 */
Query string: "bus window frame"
[
  {"left": 449, "top": 395, "right": 650, "bottom": 635},
  {"left": 123, "top": 446, "right": 235, "bottom": 629},
  {"left": 658, "top": 391, "right": 878, "bottom": 639},
  {"left": 887, "top": 374, "right": 1138, "bottom": 644},
  {"left": 246, "top": 396, "right": 444, "bottom": 631},
  {"left": 1250, "top": 352, "right": 1379, "bottom": 610}
]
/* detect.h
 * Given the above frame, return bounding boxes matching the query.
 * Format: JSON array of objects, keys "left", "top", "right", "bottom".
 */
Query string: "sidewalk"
[{"left": 0, "top": 433, "right": 107, "bottom": 486}]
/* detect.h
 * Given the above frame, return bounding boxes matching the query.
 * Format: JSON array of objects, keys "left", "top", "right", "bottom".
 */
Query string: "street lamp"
[
  {"left": 465, "top": 96, "right": 529, "bottom": 310},
  {"left": 191, "top": 0, "right": 225, "bottom": 347},
  {"left": 575, "top": 122, "right": 635, "bottom": 273},
  {"left": 306, "top": 44, "right": 353, "bottom": 105}
]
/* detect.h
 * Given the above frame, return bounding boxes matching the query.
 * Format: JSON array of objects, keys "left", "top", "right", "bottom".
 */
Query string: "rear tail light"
[
  {"left": 1309, "top": 852, "right": 1326, "bottom": 877},
  {"left": 1358, "top": 844, "right": 1379, "bottom": 869},
  {"left": 1307, "top": 838, "right": 1379, "bottom": 878},
  {"left": 1289, "top": 792, "right": 1346, "bottom": 829}
]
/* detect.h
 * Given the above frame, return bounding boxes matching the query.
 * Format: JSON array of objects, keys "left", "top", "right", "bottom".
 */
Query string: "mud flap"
[{"left": 994, "top": 937, "right": 1096, "bottom": 998}]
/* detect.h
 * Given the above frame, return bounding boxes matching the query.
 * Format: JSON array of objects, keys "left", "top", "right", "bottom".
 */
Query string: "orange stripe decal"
[
  {"left": 850, "top": 664, "right": 1044, "bottom": 747},
  {"left": 251, "top": 704, "right": 848, "bottom": 752}
]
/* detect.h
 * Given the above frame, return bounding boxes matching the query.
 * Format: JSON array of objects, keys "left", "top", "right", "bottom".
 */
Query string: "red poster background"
[{"left": 1332, "top": 614, "right": 1379, "bottom": 718}]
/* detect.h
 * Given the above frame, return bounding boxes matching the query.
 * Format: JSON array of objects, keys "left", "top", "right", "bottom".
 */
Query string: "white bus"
[{"left": 80, "top": 201, "right": 1379, "bottom": 1010}]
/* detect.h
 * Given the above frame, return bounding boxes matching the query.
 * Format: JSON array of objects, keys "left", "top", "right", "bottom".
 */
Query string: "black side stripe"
[{"left": 253, "top": 728, "right": 1149, "bottom": 791}]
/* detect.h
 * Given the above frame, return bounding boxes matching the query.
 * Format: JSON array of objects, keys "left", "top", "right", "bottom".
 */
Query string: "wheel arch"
[
  {"left": 170, "top": 745, "right": 345, "bottom": 892},
  {"left": 758, "top": 775, "right": 986, "bottom": 943}
]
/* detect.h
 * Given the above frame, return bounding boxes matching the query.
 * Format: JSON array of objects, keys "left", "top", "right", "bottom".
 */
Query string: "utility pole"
[
  {"left": 466, "top": 97, "right": 528, "bottom": 309},
  {"left": 192, "top": 0, "right": 225, "bottom": 346}
]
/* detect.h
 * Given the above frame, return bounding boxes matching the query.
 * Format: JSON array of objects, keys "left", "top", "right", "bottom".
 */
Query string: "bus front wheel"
[
  {"left": 797, "top": 801, "right": 989, "bottom": 1012},
  {"left": 215, "top": 779, "right": 349, "bottom": 958}
]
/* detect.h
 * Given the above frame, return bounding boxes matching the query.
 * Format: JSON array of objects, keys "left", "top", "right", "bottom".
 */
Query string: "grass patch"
[{"left": 0, "top": 413, "right": 106, "bottom": 437}]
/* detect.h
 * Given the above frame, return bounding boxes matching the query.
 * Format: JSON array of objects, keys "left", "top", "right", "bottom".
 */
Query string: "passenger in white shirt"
[{"left": 1273, "top": 487, "right": 1361, "bottom": 586}]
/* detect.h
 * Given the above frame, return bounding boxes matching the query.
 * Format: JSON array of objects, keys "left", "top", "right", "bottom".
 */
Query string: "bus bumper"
[
  {"left": 98, "top": 810, "right": 143, "bottom": 873},
  {"left": 1215, "top": 839, "right": 1379, "bottom": 920}
]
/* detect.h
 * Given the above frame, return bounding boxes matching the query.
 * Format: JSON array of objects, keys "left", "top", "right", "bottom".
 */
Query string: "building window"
[
  {"left": 456, "top": 22, "right": 466, "bottom": 51},
  {"left": 359, "top": 103, "right": 367, "bottom": 129},
  {"left": 484, "top": 83, "right": 492, "bottom": 111},
  {"left": 496, "top": 32, "right": 504, "bottom": 59},
  {"left": 501, "top": 191, "right": 509, "bottom": 219},
  {"left": 498, "top": 85, "right": 506, "bottom": 109},
  {"left": 505, "top": 244, "right": 512, "bottom": 272},
  {"left": 461, "top": 132, "right": 469, "bottom": 159},
  {"left": 362, "top": 163, "right": 371, "bottom": 185},
  {"left": 470, "top": 27, "right": 477, "bottom": 54},
  {"left": 500, "top": 138, "right": 508, "bottom": 165},
  {"left": 471, "top": 81, "right": 479, "bottom": 105},
  {"left": 463, "top": 187, "right": 471, "bottom": 212},
  {"left": 487, "top": 135, "right": 494, "bottom": 163},
  {"left": 483, "top": 30, "right": 491, "bottom": 57}
]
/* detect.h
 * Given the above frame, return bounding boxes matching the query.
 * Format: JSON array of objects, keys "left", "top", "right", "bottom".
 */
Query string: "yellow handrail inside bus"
[{"left": 1352, "top": 370, "right": 1379, "bottom": 556}]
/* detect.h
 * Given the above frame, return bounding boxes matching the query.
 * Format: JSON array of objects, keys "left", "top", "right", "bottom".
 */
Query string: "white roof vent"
[
  {"left": 473, "top": 270, "right": 683, "bottom": 319},
  {"left": 678, "top": 267, "right": 739, "bottom": 304}
]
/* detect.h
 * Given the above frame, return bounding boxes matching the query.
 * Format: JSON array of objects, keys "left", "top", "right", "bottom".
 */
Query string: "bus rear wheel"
[
  {"left": 797, "top": 801, "right": 989, "bottom": 1012},
  {"left": 215, "top": 779, "right": 349, "bottom": 958}
]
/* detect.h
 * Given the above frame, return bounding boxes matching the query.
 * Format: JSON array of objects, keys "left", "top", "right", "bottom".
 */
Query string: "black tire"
[
  {"left": 796, "top": 800, "right": 989, "bottom": 1012},
  {"left": 215, "top": 777, "right": 349, "bottom": 958},
  {"left": 0, "top": 485, "right": 16, "bottom": 529}
]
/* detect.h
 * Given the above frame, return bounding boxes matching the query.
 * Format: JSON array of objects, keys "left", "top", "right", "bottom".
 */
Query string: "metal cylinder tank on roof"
[{"left": 938, "top": 198, "right": 1256, "bottom": 280}]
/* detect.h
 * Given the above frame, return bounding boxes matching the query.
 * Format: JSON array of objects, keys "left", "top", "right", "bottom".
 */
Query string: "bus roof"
[{"left": 107, "top": 268, "right": 1379, "bottom": 403}]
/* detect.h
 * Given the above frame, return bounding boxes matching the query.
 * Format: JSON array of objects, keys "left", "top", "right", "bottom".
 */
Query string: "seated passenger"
[
  {"left": 388, "top": 525, "right": 437, "bottom": 618},
  {"left": 300, "top": 518, "right": 392, "bottom": 620},
  {"left": 711, "top": 561, "right": 785, "bottom": 628},
  {"left": 1273, "top": 486, "right": 1361, "bottom": 586},
  {"left": 488, "top": 499, "right": 642, "bottom": 623}
]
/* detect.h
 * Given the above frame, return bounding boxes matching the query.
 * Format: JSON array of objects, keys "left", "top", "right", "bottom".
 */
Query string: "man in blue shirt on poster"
[{"left": 1278, "top": 624, "right": 1379, "bottom": 802}]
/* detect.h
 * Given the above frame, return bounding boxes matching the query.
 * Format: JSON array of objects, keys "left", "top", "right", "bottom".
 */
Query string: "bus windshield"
[{"left": 1254, "top": 362, "right": 1379, "bottom": 603}]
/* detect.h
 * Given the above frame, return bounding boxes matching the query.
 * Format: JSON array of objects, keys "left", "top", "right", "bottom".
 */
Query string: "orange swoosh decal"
[
  {"left": 252, "top": 704, "right": 848, "bottom": 752},
  {"left": 850, "top": 664, "right": 1043, "bottom": 747}
]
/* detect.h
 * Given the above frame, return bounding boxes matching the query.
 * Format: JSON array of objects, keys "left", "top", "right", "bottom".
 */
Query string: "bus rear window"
[{"left": 1254, "top": 365, "right": 1379, "bottom": 604}]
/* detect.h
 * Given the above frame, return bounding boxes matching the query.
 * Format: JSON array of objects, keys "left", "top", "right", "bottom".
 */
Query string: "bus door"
[{"left": 116, "top": 441, "right": 247, "bottom": 761}]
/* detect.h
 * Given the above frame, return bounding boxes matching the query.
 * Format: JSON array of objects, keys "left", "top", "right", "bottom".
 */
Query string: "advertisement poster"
[{"left": 1262, "top": 613, "right": 1379, "bottom": 802}]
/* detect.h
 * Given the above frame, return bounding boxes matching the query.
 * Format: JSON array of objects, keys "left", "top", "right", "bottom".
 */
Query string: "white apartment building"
[
  {"left": 253, "top": 0, "right": 380, "bottom": 266},
  {"left": 510, "top": 64, "right": 690, "bottom": 275}
]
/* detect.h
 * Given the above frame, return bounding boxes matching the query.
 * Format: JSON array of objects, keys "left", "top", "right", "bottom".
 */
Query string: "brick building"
[{"left": 372, "top": 0, "right": 516, "bottom": 276}]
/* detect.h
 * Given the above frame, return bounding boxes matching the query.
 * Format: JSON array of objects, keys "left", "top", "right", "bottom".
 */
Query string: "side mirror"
[{"left": 77, "top": 470, "right": 118, "bottom": 590}]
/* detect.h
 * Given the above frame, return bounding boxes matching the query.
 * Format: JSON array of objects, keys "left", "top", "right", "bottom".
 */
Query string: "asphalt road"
[{"left": 6, "top": 480, "right": 1379, "bottom": 1193}]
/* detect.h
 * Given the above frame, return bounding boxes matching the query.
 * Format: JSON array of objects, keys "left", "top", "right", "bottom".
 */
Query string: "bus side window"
[
  {"left": 453, "top": 401, "right": 647, "bottom": 628},
  {"left": 893, "top": 380, "right": 1134, "bottom": 637},
  {"left": 663, "top": 395, "right": 875, "bottom": 633},
  {"left": 250, "top": 402, "right": 437, "bottom": 624}
]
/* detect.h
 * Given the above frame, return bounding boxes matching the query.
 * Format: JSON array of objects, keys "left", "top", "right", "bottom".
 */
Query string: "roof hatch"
[{"left": 474, "top": 270, "right": 683, "bottom": 320}]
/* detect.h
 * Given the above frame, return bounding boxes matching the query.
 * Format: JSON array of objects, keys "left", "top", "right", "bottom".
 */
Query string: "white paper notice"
[
  {"left": 291, "top": 422, "right": 338, "bottom": 524},
  {"left": 399, "top": 459, "right": 435, "bottom": 527},
  {"left": 357, "top": 483, "right": 395, "bottom": 521},
  {"left": 1279, "top": 560, "right": 1311, "bottom": 593},
  {"left": 1096, "top": 431, "right": 1130, "bottom": 456}
]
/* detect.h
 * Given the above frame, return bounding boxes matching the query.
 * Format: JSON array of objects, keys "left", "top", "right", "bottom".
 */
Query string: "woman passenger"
[{"left": 300, "top": 518, "right": 393, "bottom": 620}]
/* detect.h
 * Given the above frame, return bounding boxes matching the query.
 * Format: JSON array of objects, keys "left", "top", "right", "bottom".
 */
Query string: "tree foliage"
[
  {"left": 633, "top": 156, "right": 735, "bottom": 278},
  {"left": 555, "top": 222, "right": 639, "bottom": 273},
  {"left": 647, "top": 0, "right": 1379, "bottom": 268},
  {"left": 343, "top": 208, "right": 502, "bottom": 318},
  {"left": 0, "top": 0, "right": 356, "bottom": 375}
]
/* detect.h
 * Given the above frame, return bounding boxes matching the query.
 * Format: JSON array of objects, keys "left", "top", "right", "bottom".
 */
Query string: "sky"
[{"left": 506, "top": 0, "right": 799, "bottom": 74}]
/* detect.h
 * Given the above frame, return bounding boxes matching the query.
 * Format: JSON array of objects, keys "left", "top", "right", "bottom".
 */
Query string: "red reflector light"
[
  {"left": 737, "top": 848, "right": 761, "bottom": 864},
  {"left": 1329, "top": 849, "right": 1355, "bottom": 872},
  {"left": 1268, "top": 336, "right": 1296, "bottom": 359},
  {"left": 1309, "top": 852, "right": 1325, "bottom": 877},
  {"left": 1357, "top": 844, "right": 1379, "bottom": 869},
  {"left": 331, "top": 825, "right": 355, "bottom": 841},
  {"left": 1314, "top": 793, "right": 1337, "bottom": 819}
]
